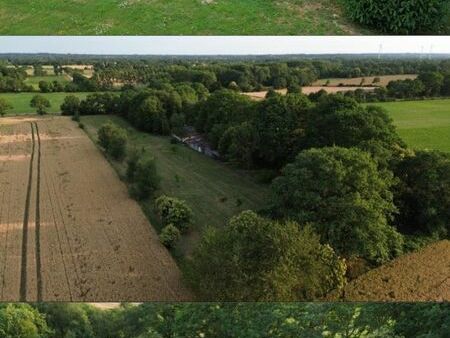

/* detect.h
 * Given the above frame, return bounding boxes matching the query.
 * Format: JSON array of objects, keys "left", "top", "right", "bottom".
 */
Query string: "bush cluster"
[
  {"left": 97, "top": 122, "right": 128, "bottom": 160},
  {"left": 155, "top": 195, "right": 193, "bottom": 232},
  {"left": 159, "top": 224, "right": 181, "bottom": 248},
  {"left": 344, "top": 0, "right": 449, "bottom": 34}
]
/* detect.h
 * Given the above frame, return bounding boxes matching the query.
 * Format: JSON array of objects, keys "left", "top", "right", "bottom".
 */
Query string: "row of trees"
[
  {"left": 61, "top": 82, "right": 208, "bottom": 136},
  {"left": 95, "top": 122, "right": 192, "bottom": 249},
  {"left": 86, "top": 58, "right": 450, "bottom": 92},
  {"left": 344, "top": 71, "right": 450, "bottom": 102},
  {"left": 1, "top": 302, "right": 448, "bottom": 337},
  {"left": 6, "top": 57, "right": 449, "bottom": 94},
  {"left": 0, "top": 65, "right": 31, "bottom": 92}
]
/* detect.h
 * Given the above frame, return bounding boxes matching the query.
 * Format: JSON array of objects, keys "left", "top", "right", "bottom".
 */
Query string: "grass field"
[
  {"left": 24, "top": 75, "right": 71, "bottom": 90},
  {"left": 82, "top": 115, "right": 270, "bottom": 258},
  {"left": 0, "top": 0, "right": 364, "bottom": 35},
  {"left": 0, "top": 92, "right": 90, "bottom": 115},
  {"left": 373, "top": 99, "right": 450, "bottom": 152}
]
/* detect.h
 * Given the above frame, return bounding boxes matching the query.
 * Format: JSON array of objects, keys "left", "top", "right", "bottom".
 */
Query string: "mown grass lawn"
[
  {"left": 0, "top": 92, "right": 90, "bottom": 115},
  {"left": 372, "top": 99, "right": 450, "bottom": 153},
  {"left": 0, "top": 0, "right": 363, "bottom": 35},
  {"left": 81, "top": 115, "right": 270, "bottom": 258}
]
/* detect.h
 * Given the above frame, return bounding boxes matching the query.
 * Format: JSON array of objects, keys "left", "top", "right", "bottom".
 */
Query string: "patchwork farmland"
[{"left": 0, "top": 116, "right": 190, "bottom": 301}]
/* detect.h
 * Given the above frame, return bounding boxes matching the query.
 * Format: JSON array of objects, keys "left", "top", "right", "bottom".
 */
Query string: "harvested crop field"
[
  {"left": 0, "top": 116, "right": 190, "bottom": 301},
  {"left": 243, "top": 86, "right": 376, "bottom": 100},
  {"left": 313, "top": 74, "right": 418, "bottom": 87},
  {"left": 340, "top": 240, "right": 450, "bottom": 302}
]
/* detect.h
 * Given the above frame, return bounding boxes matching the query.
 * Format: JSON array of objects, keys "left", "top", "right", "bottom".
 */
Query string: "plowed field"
[{"left": 0, "top": 116, "right": 191, "bottom": 301}]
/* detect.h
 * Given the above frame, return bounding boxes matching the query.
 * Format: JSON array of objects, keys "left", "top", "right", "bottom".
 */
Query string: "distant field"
[
  {"left": 0, "top": 0, "right": 364, "bottom": 35},
  {"left": 24, "top": 75, "right": 71, "bottom": 90},
  {"left": 0, "top": 92, "right": 90, "bottom": 115},
  {"left": 82, "top": 115, "right": 270, "bottom": 258},
  {"left": 313, "top": 74, "right": 418, "bottom": 87},
  {"left": 244, "top": 86, "right": 375, "bottom": 100},
  {"left": 373, "top": 99, "right": 450, "bottom": 152}
]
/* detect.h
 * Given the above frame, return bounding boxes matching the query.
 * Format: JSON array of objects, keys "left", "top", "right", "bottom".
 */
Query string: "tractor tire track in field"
[
  {"left": 19, "top": 122, "right": 35, "bottom": 301},
  {"left": 34, "top": 122, "right": 43, "bottom": 301},
  {"left": 19, "top": 122, "right": 43, "bottom": 301}
]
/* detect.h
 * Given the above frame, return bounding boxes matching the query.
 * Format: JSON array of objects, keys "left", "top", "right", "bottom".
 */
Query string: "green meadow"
[
  {"left": 0, "top": 0, "right": 363, "bottom": 35},
  {"left": 0, "top": 92, "right": 90, "bottom": 115},
  {"left": 82, "top": 115, "right": 270, "bottom": 258},
  {"left": 374, "top": 99, "right": 450, "bottom": 153}
]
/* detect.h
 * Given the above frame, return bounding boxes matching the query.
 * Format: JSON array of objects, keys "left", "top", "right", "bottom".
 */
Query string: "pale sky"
[{"left": 0, "top": 36, "right": 449, "bottom": 55}]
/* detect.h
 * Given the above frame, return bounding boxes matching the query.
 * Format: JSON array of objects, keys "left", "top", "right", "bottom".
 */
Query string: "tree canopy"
[{"left": 271, "top": 147, "right": 404, "bottom": 263}]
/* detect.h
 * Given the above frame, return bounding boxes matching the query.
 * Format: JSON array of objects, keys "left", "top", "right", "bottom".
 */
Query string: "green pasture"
[
  {"left": 0, "top": 0, "right": 364, "bottom": 35},
  {"left": 0, "top": 92, "right": 90, "bottom": 115},
  {"left": 82, "top": 115, "right": 270, "bottom": 258},
  {"left": 373, "top": 99, "right": 450, "bottom": 152}
]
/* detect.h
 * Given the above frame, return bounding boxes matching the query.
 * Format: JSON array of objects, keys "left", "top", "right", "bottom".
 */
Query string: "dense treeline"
[
  {"left": 70, "top": 58, "right": 450, "bottom": 92},
  {"left": 1, "top": 302, "right": 448, "bottom": 338},
  {"left": 0, "top": 65, "right": 31, "bottom": 92},
  {"left": 343, "top": 70, "right": 450, "bottom": 102},
  {"left": 3, "top": 58, "right": 450, "bottom": 94}
]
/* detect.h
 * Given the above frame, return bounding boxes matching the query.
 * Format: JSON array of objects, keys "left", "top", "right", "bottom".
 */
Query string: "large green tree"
[
  {"left": 305, "top": 95, "right": 404, "bottom": 155},
  {"left": 36, "top": 303, "right": 93, "bottom": 338},
  {"left": 60, "top": 95, "right": 81, "bottom": 116},
  {"left": 0, "top": 304, "right": 51, "bottom": 338},
  {"left": 253, "top": 93, "right": 312, "bottom": 167},
  {"left": 187, "top": 210, "right": 346, "bottom": 301},
  {"left": 30, "top": 95, "right": 51, "bottom": 115},
  {"left": 271, "top": 147, "right": 403, "bottom": 263}
]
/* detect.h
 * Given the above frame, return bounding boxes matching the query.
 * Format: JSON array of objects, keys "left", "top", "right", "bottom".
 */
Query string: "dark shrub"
[
  {"left": 394, "top": 150, "right": 450, "bottom": 237},
  {"left": 344, "top": 0, "right": 449, "bottom": 34},
  {"left": 129, "top": 158, "right": 160, "bottom": 200},
  {"left": 61, "top": 95, "right": 81, "bottom": 116},
  {"left": 159, "top": 224, "right": 181, "bottom": 248},
  {"left": 97, "top": 122, "right": 128, "bottom": 160}
]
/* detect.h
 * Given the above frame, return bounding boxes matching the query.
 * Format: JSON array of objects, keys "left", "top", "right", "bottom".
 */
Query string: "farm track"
[{"left": 0, "top": 116, "right": 191, "bottom": 301}]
